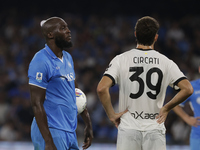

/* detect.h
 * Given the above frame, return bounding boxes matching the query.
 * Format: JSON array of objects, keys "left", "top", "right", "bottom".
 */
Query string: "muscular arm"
[
  {"left": 97, "top": 76, "right": 115, "bottom": 119},
  {"left": 80, "top": 108, "right": 93, "bottom": 149},
  {"left": 164, "top": 79, "right": 193, "bottom": 111},
  {"left": 29, "top": 85, "right": 56, "bottom": 149},
  {"left": 75, "top": 80, "right": 93, "bottom": 149},
  {"left": 97, "top": 76, "right": 127, "bottom": 128},
  {"left": 157, "top": 79, "right": 193, "bottom": 123}
]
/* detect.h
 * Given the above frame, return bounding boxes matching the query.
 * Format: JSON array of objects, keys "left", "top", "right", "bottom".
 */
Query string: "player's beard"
[{"left": 55, "top": 37, "right": 73, "bottom": 49}]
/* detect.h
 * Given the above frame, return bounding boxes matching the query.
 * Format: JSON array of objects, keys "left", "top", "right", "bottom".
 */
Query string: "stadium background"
[{"left": 0, "top": 0, "right": 200, "bottom": 149}]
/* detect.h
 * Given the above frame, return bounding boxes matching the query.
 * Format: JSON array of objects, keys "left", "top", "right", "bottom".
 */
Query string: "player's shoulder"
[
  {"left": 30, "top": 48, "right": 49, "bottom": 64},
  {"left": 152, "top": 50, "right": 176, "bottom": 66},
  {"left": 116, "top": 49, "right": 135, "bottom": 58},
  {"left": 152, "top": 50, "right": 170, "bottom": 59},
  {"left": 121, "top": 48, "right": 169, "bottom": 59},
  {"left": 34, "top": 48, "right": 48, "bottom": 58}
]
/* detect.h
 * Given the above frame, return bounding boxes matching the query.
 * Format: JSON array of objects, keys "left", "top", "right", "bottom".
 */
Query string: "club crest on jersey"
[{"left": 36, "top": 72, "right": 43, "bottom": 83}]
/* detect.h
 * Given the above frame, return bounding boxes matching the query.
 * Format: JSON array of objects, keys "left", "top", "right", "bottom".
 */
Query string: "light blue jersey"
[
  {"left": 180, "top": 79, "right": 200, "bottom": 138},
  {"left": 180, "top": 79, "right": 200, "bottom": 150},
  {"left": 28, "top": 44, "right": 77, "bottom": 132}
]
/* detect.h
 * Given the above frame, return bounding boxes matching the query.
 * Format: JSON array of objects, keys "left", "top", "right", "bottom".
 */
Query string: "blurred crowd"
[{"left": 0, "top": 8, "right": 200, "bottom": 145}]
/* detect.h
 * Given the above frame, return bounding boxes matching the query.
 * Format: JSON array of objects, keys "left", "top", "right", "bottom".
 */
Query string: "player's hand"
[
  {"left": 45, "top": 141, "right": 57, "bottom": 150},
  {"left": 156, "top": 107, "right": 169, "bottom": 124},
  {"left": 109, "top": 109, "right": 128, "bottom": 128},
  {"left": 187, "top": 116, "right": 200, "bottom": 127},
  {"left": 82, "top": 125, "right": 93, "bottom": 149}
]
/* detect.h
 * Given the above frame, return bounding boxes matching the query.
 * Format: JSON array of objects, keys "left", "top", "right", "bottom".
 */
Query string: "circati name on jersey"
[
  {"left": 131, "top": 111, "right": 159, "bottom": 119},
  {"left": 133, "top": 57, "right": 159, "bottom": 64}
]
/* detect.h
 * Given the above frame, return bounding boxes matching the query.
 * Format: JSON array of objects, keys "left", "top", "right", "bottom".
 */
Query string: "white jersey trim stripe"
[{"left": 29, "top": 83, "right": 46, "bottom": 89}]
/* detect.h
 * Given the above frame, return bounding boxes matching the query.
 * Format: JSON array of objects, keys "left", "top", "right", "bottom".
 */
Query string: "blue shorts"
[
  {"left": 190, "top": 138, "right": 200, "bottom": 150},
  {"left": 31, "top": 120, "right": 79, "bottom": 150}
]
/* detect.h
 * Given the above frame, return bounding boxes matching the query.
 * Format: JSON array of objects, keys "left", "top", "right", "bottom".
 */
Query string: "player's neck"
[
  {"left": 136, "top": 44, "right": 154, "bottom": 50},
  {"left": 47, "top": 42, "right": 63, "bottom": 58}
]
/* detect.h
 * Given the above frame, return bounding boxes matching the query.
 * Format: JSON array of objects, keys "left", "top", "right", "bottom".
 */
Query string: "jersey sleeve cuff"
[
  {"left": 29, "top": 78, "right": 48, "bottom": 89},
  {"left": 173, "top": 77, "right": 187, "bottom": 91},
  {"left": 173, "top": 77, "right": 187, "bottom": 85},
  {"left": 104, "top": 74, "right": 116, "bottom": 87},
  {"left": 29, "top": 83, "right": 47, "bottom": 89}
]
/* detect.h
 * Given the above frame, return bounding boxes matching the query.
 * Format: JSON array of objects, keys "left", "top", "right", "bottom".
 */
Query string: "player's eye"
[{"left": 61, "top": 26, "right": 66, "bottom": 30}]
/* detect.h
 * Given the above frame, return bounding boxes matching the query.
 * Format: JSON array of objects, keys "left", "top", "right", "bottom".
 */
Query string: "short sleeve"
[
  {"left": 28, "top": 53, "right": 49, "bottom": 89},
  {"left": 168, "top": 60, "right": 187, "bottom": 89},
  {"left": 103, "top": 55, "right": 120, "bottom": 86}
]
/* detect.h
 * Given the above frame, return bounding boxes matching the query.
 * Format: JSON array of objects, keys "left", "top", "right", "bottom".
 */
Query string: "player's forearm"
[
  {"left": 97, "top": 76, "right": 115, "bottom": 119},
  {"left": 97, "top": 88, "right": 115, "bottom": 118},
  {"left": 173, "top": 106, "right": 191, "bottom": 123},
  {"left": 163, "top": 88, "right": 193, "bottom": 111},
  {"left": 80, "top": 108, "right": 92, "bottom": 128},
  {"left": 32, "top": 104, "right": 53, "bottom": 143}
]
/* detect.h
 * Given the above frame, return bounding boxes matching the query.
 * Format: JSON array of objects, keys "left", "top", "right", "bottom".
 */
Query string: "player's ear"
[
  {"left": 47, "top": 32, "right": 54, "bottom": 39},
  {"left": 134, "top": 31, "right": 136, "bottom": 37},
  {"left": 154, "top": 34, "right": 158, "bottom": 42}
]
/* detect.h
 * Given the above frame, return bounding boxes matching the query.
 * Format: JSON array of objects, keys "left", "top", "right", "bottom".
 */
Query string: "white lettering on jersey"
[
  {"left": 60, "top": 73, "right": 75, "bottom": 81},
  {"left": 133, "top": 57, "right": 159, "bottom": 64},
  {"left": 104, "top": 49, "right": 185, "bottom": 131}
]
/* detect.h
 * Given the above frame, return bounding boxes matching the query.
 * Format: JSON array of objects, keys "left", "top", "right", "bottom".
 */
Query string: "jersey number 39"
[{"left": 129, "top": 67, "right": 163, "bottom": 99}]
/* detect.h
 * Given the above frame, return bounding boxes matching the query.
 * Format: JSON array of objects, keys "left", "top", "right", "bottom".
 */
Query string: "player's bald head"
[{"left": 40, "top": 17, "right": 65, "bottom": 39}]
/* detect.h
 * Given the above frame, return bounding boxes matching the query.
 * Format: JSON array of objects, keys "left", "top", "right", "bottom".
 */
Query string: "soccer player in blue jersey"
[
  {"left": 173, "top": 66, "right": 200, "bottom": 150},
  {"left": 28, "top": 17, "right": 93, "bottom": 150}
]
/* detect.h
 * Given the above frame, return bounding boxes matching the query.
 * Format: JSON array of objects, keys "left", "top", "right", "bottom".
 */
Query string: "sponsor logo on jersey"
[
  {"left": 60, "top": 73, "right": 75, "bottom": 81},
  {"left": 131, "top": 111, "right": 159, "bottom": 119},
  {"left": 36, "top": 72, "right": 43, "bottom": 83}
]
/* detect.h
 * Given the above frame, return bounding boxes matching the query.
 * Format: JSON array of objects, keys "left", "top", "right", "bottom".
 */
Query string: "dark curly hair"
[{"left": 135, "top": 16, "right": 159, "bottom": 46}]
